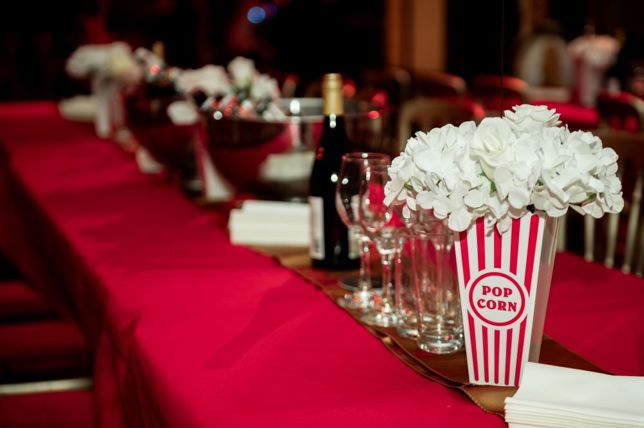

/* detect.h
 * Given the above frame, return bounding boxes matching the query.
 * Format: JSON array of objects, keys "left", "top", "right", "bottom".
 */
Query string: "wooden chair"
[
  {"left": 559, "top": 130, "right": 644, "bottom": 276},
  {"left": 280, "top": 73, "right": 299, "bottom": 99},
  {"left": 360, "top": 66, "right": 413, "bottom": 106},
  {"left": 470, "top": 74, "right": 530, "bottom": 114},
  {"left": 396, "top": 97, "right": 485, "bottom": 151},
  {"left": 596, "top": 90, "right": 644, "bottom": 133},
  {"left": 415, "top": 71, "right": 467, "bottom": 99}
]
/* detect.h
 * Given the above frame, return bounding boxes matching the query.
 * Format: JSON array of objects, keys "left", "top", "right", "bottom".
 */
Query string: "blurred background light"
[{"left": 247, "top": 6, "right": 266, "bottom": 25}]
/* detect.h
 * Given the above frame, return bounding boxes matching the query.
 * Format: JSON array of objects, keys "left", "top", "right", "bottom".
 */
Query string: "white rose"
[
  {"left": 471, "top": 117, "right": 516, "bottom": 178},
  {"left": 504, "top": 104, "right": 561, "bottom": 132}
]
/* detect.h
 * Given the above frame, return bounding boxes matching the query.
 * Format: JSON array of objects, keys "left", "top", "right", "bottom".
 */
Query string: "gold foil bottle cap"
[{"left": 322, "top": 73, "right": 344, "bottom": 116}]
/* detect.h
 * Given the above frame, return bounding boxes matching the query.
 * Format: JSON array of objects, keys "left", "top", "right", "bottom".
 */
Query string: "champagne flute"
[
  {"left": 358, "top": 164, "right": 399, "bottom": 327},
  {"left": 335, "top": 152, "right": 391, "bottom": 309}
]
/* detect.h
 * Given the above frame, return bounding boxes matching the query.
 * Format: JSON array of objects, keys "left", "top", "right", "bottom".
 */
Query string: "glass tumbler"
[{"left": 412, "top": 211, "right": 463, "bottom": 354}]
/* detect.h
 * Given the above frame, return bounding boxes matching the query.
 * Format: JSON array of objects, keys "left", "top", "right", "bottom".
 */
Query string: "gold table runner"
[{"left": 262, "top": 248, "right": 606, "bottom": 417}]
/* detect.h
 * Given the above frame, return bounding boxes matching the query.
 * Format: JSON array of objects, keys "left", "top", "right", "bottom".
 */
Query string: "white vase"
[{"left": 92, "top": 76, "right": 121, "bottom": 138}]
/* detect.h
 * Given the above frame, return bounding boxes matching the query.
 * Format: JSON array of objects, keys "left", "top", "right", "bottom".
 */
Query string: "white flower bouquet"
[
  {"left": 568, "top": 35, "right": 620, "bottom": 106},
  {"left": 385, "top": 104, "right": 624, "bottom": 233},
  {"left": 568, "top": 35, "right": 619, "bottom": 68},
  {"left": 174, "top": 56, "right": 282, "bottom": 120},
  {"left": 65, "top": 42, "right": 143, "bottom": 138}
]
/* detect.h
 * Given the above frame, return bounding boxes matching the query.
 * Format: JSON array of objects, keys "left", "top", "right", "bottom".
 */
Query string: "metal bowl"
[
  {"left": 202, "top": 98, "right": 387, "bottom": 199},
  {"left": 123, "top": 88, "right": 197, "bottom": 175}
]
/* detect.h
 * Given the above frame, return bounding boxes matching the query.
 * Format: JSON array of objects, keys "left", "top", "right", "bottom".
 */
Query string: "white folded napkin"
[
  {"left": 58, "top": 95, "right": 97, "bottom": 122},
  {"left": 505, "top": 362, "right": 644, "bottom": 428},
  {"left": 259, "top": 150, "right": 315, "bottom": 183},
  {"left": 228, "top": 200, "right": 309, "bottom": 247}
]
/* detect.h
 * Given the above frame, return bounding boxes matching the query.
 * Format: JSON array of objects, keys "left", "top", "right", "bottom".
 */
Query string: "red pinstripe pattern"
[
  {"left": 468, "top": 314, "right": 479, "bottom": 382},
  {"left": 514, "top": 319, "right": 527, "bottom": 386},
  {"left": 505, "top": 328, "right": 513, "bottom": 385}
]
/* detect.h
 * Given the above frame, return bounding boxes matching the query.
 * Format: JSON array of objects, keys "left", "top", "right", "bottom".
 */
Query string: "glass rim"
[
  {"left": 342, "top": 152, "right": 391, "bottom": 161},
  {"left": 364, "top": 163, "right": 390, "bottom": 172}
]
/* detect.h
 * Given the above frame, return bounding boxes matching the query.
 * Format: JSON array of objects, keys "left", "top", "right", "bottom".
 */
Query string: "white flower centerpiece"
[
  {"left": 385, "top": 104, "right": 623, "bottom": 232},
  {"left": 66, "top": 42, "right": 143, "bottom": 138},
  {"left": 385, "top": 104, "right": 623, "bottom": 387},
  {"left": 172, "top": 56, "right": 283, "bottom": 121},
  {"left": 66, "top": 42, "right": 143, "bottom": 84},
  {"left": 568, "top": 35, "right": 620, "bottom": 106},
  {"left": 164, "top": 57, "right": 285, "bottom": 202}
]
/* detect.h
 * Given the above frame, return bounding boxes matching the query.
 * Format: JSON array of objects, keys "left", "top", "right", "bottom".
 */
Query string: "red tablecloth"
[{"left": 0, "top": 102, "right": 642, "bottom": 428}]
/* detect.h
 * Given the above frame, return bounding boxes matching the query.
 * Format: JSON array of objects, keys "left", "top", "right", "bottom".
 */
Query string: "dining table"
[{"left": 0, "top": 101, "right": 642, "bottom": 428}]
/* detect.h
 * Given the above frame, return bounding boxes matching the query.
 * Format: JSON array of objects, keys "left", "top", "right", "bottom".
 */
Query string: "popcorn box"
[{"left": 455, "top": 213, "right": 555, "bottom": 386}]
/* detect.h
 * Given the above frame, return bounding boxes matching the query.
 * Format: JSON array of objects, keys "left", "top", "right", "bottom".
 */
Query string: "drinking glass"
[
  {"left": 335, "top": 152, "right": 391, "bottom": 309},
  {"left": 394, "top": 228, "right": 416, "bottom": 336},
  {"left": 412, "top": 210, "right": 463, "bottom": 354},
  {"left": 358, "top": 164, "right": 399, "bottom": 327}
]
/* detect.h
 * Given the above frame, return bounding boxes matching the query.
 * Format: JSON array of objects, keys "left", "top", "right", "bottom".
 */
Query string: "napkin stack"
[
  {"left": 505, "top": 362, "right": 644, "bottom": 428},
  {"left": 228, "top": 200, "right": 310, "bottom": 247}
]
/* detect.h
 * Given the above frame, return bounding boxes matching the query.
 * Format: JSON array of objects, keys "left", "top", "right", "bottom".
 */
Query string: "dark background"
[{"left": 0, "top": 0, "right": 642, "bottom": 100}]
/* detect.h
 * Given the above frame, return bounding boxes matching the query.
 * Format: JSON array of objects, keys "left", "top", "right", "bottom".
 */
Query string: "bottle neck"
[
  {"left": 325, "top": 113, "right": 343, "bottom": 130},
  {"left": 319, "top": 113, "right": 349, "bottom": 154},
  {"left": 323, "top": 89, "right": 344, "bottom": 116}
]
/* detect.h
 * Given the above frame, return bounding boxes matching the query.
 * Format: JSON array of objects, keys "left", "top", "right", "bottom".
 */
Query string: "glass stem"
[
  {"left": 358, "top": 234, "right": 372, "bottom": 292},
  {"left": 381, "top": 251, "right": 395, "bottom": 313},
  {"left": 394, "top": 235, "right": 405, "bottom": 313}
]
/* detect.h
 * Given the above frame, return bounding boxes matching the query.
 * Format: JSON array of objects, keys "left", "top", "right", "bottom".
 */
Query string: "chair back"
[
  {"left": 596, "top": 90, "right": 644, "bottom": 133},
  {"left": 559, "top": 130, "right": 644, "bottom": 276},
  {"left": 470, "top": 75, "right": 530, "bottom": 114},
  {"left": 396, "top": 97, "right": 485, "bottom": 151},
  {"left": 280, "top": 73, "right": 299, "bottom": 99},
  {"left": 415, "top": 71, "right": 467, "bottom": 99},
  {"left": 360, "top": 66, "right": 413, "bottom": 106}
]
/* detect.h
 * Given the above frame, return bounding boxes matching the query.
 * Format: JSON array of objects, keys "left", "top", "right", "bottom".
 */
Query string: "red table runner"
[{"left": 0, "top": 102, "right": 642, "bottom": 428}]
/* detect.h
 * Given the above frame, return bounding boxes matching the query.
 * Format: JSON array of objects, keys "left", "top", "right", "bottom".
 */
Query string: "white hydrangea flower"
[{"left": 384, "top": 104, "right": 624, "bottom": 234}]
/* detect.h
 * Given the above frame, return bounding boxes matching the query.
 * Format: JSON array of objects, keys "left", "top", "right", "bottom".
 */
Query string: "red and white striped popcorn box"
[{"left": 455, "top": 213, "right": 547, "bottom": 386}]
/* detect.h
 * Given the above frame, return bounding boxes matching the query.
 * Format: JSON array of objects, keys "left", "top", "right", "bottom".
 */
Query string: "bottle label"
[{"left": 309, "top": 196, "right": 324, "bottom": 259}]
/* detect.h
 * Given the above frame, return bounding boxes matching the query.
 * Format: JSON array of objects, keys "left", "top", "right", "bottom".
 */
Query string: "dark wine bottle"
[{"left": 308, "top": 74, "right": 359, "bottom": 270}]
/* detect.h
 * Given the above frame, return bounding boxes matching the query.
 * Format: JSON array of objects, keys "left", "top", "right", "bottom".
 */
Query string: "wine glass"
[
  {"left": 358, "top": 164, "right": 399, "bottom": 327},
  {"left": 335, "top": 152, "right": 391, "bottom": 309}
]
